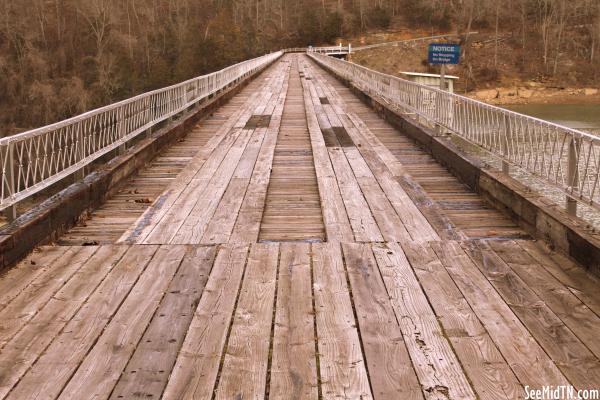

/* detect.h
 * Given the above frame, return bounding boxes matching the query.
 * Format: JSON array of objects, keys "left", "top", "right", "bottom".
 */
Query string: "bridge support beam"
[
  {"left": 4, "top": 205, "right": 17, "bottom": 223},
  {"left": 75, "top": 167, "right": 85, "bottom": 181}
]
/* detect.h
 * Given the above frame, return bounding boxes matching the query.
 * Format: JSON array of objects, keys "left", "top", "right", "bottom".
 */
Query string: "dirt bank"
[
  {"left": 347, "top": 29, "right": 600, "bottom": 106},
  {"left": 468, "top": 86, "right": 600, "bottom": 105}
]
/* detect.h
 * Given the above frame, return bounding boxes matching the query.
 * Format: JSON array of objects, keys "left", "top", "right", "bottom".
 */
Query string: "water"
[{"left": 505, "top": 103, "right": 600, "bottom": 134}]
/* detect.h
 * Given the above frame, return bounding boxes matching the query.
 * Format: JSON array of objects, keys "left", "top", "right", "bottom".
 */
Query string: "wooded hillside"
[{"left": 1, "top": 0, "right": 599, "bottom": 134}]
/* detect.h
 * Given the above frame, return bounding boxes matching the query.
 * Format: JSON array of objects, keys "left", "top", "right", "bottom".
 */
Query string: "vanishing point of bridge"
[{"left": 0, "top": 52, "right": 599, "bottom": 400}]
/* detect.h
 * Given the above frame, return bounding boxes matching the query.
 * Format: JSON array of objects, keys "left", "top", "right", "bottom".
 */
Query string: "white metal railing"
[
  {"left": 352, "top": 33, "right": 473, "bottom": 51},
  {"left": 307, "top": 44, "right": 352, "bottom": 55},
  {"left": 282, "top": 48, "right": 308, "bottom": 53},
  {"left": 308, "top": 52, "right": 600, "bottom": 213},
  {"left": 0, "top": 51, "right": 282, "bottom": 214}
]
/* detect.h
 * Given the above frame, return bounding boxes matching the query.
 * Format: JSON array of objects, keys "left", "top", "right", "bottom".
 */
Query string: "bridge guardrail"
[
  {"left": 282, "top": 48, "right": 308, "bottom": 53},
  {"left": 0, "top": 51, "right": 283, "bottom": 216},
  {"left": 283, "top": 46, "right": 351, "bottom": 55},
  {"left": 308, "top": 52, "right": 600, "bottom": 214},
  {"left": 307, "top": 45, "right": 351, "bottom": 54}
]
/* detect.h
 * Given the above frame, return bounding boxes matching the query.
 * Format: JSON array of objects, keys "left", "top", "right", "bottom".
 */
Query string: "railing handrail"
[
  {"left": 0, "top": 50, "right": 283, "bottom": 214},
  {"left": 0, "top": 54, "right": 280, "bottom": 145},
  {"left": 319, "top": 55, "right": 598, "bottom": 143},
  {"left": 9, "top": 42, "right": 596, "bottom": 221},
  {"left": 307, "top": 45, "right": 351, "bottom": 54},
  {"left": 308, "top": 52, "right": 600, "bottom": 213},
  {"left": 281, "top": 46, "right": 352, "bottom": 54}
]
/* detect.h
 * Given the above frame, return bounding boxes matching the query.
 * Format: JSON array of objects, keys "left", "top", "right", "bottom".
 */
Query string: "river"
[{"left": 505, "top": 103, "right": 600, "bottom": 134}]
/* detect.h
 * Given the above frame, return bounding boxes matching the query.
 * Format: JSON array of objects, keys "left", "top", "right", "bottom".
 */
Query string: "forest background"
[{"left": 1, "top": 0, "right": 599, "bottom": 134}]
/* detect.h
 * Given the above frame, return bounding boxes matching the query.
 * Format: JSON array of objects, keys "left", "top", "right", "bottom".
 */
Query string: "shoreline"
[{"left": 465, "top": 87, "right": 600, "bottom": 106}]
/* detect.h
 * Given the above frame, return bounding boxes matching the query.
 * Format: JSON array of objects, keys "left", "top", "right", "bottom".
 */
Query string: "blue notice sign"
[{"left": 428, "top": 43, "right": 460, "bottom": 64}]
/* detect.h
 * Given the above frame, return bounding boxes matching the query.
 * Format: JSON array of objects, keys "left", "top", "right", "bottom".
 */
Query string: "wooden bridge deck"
[{"left": 1, "top": 54, "right": 599, "bottom": 399}]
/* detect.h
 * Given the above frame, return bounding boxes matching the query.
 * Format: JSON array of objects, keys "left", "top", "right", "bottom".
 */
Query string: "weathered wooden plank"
[
  {"left": 344, "top": 147, "right": 412, "bottom": 242},
  {"left": 7, "top": 245, "right": 159, "bottom": 400},
  {"left": 162, "top": 244, "right": 249, "bottom": 400},
  {"left": 171, "top": 129, "right": 254, "bottom": 243},
  {"left": 327, "top": 147, "right": 383, "bottom": 242},
  {"left": 58, "top": 245, "right": 187, "bottom": 399},
  {"left": 118, "top": 88, "right": 266, "bottom": 243},
  {"left": 304, "top": 61, "right": 428, "bottom": 241},
  {"left": 144, "top": 127, "right": 250, "bottom": 244},
  {"left": 304, "top": 58, "right": 442, "bottom": 242},
  {"left": 269, "top": 242, "right": 318, "bottom": 400},
  {"left": 229, "top": 63, "right": 290, "bottom": 243},
  {"left": 201, "top": 102, "right": 273, "bottom": 243},
  {"left": 201, "top": 178, "right": 252, "bottom": 244},
  {"left": 371, "top": 242, "right": 476, "bottom": 400},
  {"left": 401, "top": 241, "right": 524, "bottom": 400},
  {"left": 0, "top": 246, "right": 98, "bottom": 349},
  {"left": 0, "top": 245, "right": 129, "bottom": 399},
  {"left": 462, "top": 240, "right": 600, "bottom": 389},
  {"left": 215, "top": 243, "right": 279, "bottom": 399},
  {"left": 490, "top": 240, "right": 600, "bottom": 359},
  {"left": 228, "top": 126, "right": 280, "bottom": 243},
  {"left": 299, "top": 63, "right": 353, "bottom": 242},
  {"left": 517, "top": 240, "right": 600, "bottom": 316},
  {"left": 312, "top": 242, "right": 372, "bottom": 399},
  {"left": 119, "top": 61, "right": 286, "bottom": 244},
  {"left": 0, "top": 246, "right": 70, "bottom": 311},
  {"left": 305, "top": 73, "right": 383, "bottom": 242},
  {"left": 110, "top": 245, "right": 217, "bottom": 399},
  {"left": 343, "top": 243, "right": 423, "bottom": 400},
  {"left": 429, "top": 241, "right": 570, "bottom": 389},
  {"left": 340, "top": 113, "right": 443, "bottom": 242},
  {"left": 258, "top": 55, "right": 325, "bottom": 242},
  {"left": 195, "top": 69, "right": 291, "bottom": 244}
]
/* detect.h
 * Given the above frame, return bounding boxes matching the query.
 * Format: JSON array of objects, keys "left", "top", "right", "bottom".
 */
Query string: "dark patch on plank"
[
  {"left": 332, "top": 126, "right": 354, "bottom": 147},
  {"left": 319, "top": 97, "right": 330, "bottom": 105},
  {"left": 244, "top": 115, "right": 272, "bottom": 129},
  {"left": 322, "top": 129, "right": 341, "bottom": 148}
]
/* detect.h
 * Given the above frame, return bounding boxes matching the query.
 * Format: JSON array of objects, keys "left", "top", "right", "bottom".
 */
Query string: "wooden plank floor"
[
  {"left": 314, "top": 60, "right": 527, "bottom": 240},
  {"left": 57, "top": 62, "right": 278, "bottom": 245},
  {"left": 2, "top": 54, "right": 599, "bottom": 399},
  {"left": 258, "top": 56, "right": 325, "bottom": 242},
  {"left": 1, "top": 240, "right": 598, "bottom": 399}
]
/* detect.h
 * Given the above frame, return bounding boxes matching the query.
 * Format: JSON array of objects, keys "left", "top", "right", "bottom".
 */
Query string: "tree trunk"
[{"left": 494, "top": 2, "right": 499, "bottom": 67}]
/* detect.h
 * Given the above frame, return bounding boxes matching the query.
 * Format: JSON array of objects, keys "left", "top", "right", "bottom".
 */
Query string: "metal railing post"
[
  {"left": 168, "top": 90, "right": 174, "bottom": 122},
  {"left": 502, "top": 114, "right": 510, "bottom": 174},
  {"left": 117, "top": 107, "right": 127, "bottom": 155},
  {"left": 567, "top": 137, "right": 579, "bottom": 215},
  {"left": 75, "top": 124, "right": 85, "bottom": 180},
  {"left": 5, "top": 143, "right": 17, "bottom": 222}
]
